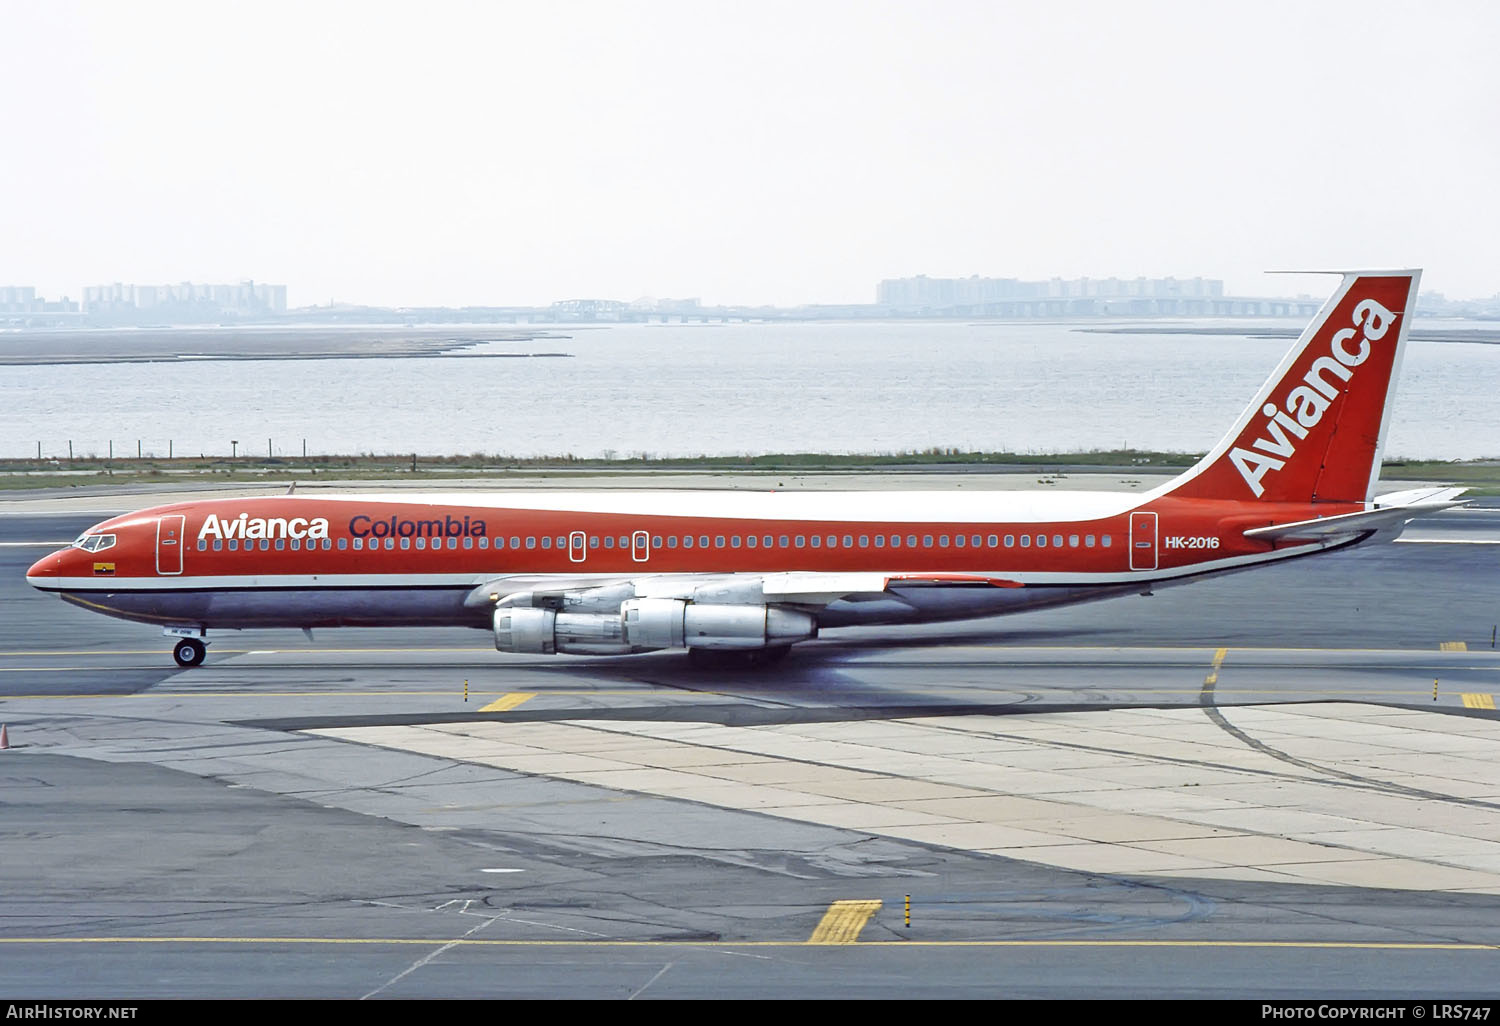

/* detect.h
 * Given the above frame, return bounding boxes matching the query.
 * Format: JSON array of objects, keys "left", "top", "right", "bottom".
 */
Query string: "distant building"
[
  {"left": 869, "top": 274, "right": 1311, "bottom": 317},
  {"left": 81, "top": 280, "right": 287, "bottom": 318},
  {"left": 0, "top": 286, "right": 78, "bottom": 316}
]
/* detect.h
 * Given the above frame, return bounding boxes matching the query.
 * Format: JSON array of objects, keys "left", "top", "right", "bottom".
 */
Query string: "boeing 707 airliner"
[{"left": 27, "top": 270, "right": 1461, "bottom": 667}]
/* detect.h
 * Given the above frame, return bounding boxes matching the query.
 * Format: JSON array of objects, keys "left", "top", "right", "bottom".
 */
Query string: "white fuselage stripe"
[{"left": 26, "top": 541, "right": 1328, "bottom": 593}]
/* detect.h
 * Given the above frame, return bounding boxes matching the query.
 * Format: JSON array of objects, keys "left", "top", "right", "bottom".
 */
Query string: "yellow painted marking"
[
  {"left": 0, "top": 936, "right": 1497, "bottom": 951},
  {"left": 1461, "top": 693, "right": 1496, "bottom": 710},
  {"left": 1442, "top": 641, "right": 1469, "bottom": 652},
  {"left": 1204, "top": 647, "right": 1227, "bottom": 686},
  {"left": 479, "top": 692, "right": 537, "bottom": 713},
  {"left": 808, "top": 900, "right": 882, "bottom": 945},
  {"left": 0, "top": 651, "right": 250, "bottom": 657}
]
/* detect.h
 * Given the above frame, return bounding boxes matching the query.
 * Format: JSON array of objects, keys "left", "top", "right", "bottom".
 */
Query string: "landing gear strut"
[{"left": 171, "top": 637, "right": 207, "bottom": 668}]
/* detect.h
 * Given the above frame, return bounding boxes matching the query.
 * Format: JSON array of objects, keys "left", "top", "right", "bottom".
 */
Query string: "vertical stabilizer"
[{"left": 1159, "top": 271, "right": 1420, "bottom": 505}]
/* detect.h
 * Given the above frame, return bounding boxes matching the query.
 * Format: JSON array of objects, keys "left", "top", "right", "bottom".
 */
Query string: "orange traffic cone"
[{"left": 0, "top": 724, "right": 9, "bottom": 750}]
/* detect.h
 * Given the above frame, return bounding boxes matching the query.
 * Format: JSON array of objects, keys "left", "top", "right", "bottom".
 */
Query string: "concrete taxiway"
[{"left": 1, "top": 485, "right": 1498, "bottom": 998}]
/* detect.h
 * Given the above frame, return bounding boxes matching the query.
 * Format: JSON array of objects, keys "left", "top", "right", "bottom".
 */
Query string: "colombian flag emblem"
[{"left": 93, "top": 562, "right": 115, "bottom": 576}]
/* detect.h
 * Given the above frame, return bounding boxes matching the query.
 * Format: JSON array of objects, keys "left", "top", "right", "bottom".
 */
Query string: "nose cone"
[{"left": 26, "top": 549, "right": 68, "bottom": 589}]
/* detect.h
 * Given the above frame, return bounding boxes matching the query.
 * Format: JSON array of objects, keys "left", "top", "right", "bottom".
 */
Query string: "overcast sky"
[{"left": 2, "top": 1, "right": 1496, "bottom": 308}]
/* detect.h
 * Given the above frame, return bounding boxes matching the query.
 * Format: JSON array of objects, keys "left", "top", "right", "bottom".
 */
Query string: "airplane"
[{"left": 27, "top": 269, "right": 1464, "bottom": 669}]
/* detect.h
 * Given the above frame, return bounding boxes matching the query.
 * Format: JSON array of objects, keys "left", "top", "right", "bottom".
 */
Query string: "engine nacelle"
[
  {"left": 622, "top": 598, "right": 816, "bottom": 651},
  {"left": 493, "top": 607, "right": 632, "bottom": 655}
]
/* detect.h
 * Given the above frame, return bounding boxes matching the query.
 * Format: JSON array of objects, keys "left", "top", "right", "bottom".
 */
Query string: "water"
[{"left": 2, "top": 320, "right": 1495, "bottom": 460}]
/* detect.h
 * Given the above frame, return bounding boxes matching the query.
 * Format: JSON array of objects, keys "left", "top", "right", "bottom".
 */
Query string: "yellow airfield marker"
[
  {"left": 480, "top": 692, "right": 537, "bottom": 713},
  {"left": 808, "top": 900, "right": 882, "bottom": 944}
]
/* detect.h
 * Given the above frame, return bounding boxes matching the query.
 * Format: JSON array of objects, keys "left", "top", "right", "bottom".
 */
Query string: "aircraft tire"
[{"left": 173, "top": 639, "right": 206, "bottom": 668}]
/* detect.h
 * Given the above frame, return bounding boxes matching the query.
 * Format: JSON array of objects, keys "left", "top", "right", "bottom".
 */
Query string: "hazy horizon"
[{"left": 3, "top": 1, "right": 1496, "bottom": 308}]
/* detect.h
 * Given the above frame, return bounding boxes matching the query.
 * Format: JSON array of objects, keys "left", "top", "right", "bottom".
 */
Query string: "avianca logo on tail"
[
  {"left": 1230, "top": 298, "right": 1397, "bottom": 498},
  {"left": 197, "top": 513, "right": 331, "bottom": 541}
]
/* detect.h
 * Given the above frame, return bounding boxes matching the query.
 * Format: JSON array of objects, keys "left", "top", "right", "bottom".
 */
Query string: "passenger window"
[
  {"left": 1069, "top": 535, "right": 1079, "bottom": 547},
  {"left": 1103, "top": 535, "right": 1113, "bottom": 547},
  {"left": 795, "top": 536, "right": 805, "bottom": 548},
  {"left": 1085, "top": 535, "right": 1095, "bottom": 547},
  {"left": 591, "top": 536, "right": 600, "bottom": 549},
  {"left": 858, "top": 535, "right": 869, "bottom": 547},
  {"left": 939, "top": 535, "right": 949, "bottom": 548},
  {"left": 699, "top": 535, "right": 710, "bottom": 548},
  {"left": 888, "top": 535, "right": 899, "bottom": 548},
  {"left": 653, "top": 536, "right": 662, "bottom": 547},
  {"left": 479, "top": 537, "right": 489, "bottom": 549},
  {"left": 746, "top": 535, "right": 757, "bottom": 548},
  {"left": 763, "top": 535, "right": 773, "bottom": 548},
  {"left": 1037, "top": 535, "right": 1047, "bottom": 548},
  {"left": 953, "top": 535, "right": 964, "bottom": 548},
  {"left": 541, "top": 536, "right": 551, "bottom": 549},
  {"left": 778, "top": 535, "right": 789, "bottom": 547},
  {"left": 400, "top": 538, "right": 410, "bottom": 549},
  {"left": 261, "top": 540, "right": 271, "bottom": 551},
  {"left": 350, "top": 539, "right": 359, "bottom": 551},
  {"left": 213, "top": 540, "right": 223, "bottom": 551},
  {"left": 667, "top": 536, "right": 678, "bottom": 548},
  {"left": 731, "top": 536, "right": 741, "bottom": 548},
  {"left": 414, "top": 538, "right": 424, "bottom": 550},
  {"left": 972, "top": 534, "right": 982, "bottom": 547},
  {"left": 810, "top": 536, "right": 821, "bottom": 548},
  {"left": 604, "top": 536, "right": 614, "bottom": 548},
  {"left": 716, "top": 535, "right": 726, "bottom": 548},
  {"left": 987, "top": 534, "right": 998, "bottom": 547},
  {"left": 526, "top": 537, "right": 536, "bottom": 549},
  {"left": 509, "top": 536, "right": 520, "bottom": 549},
  {"left": 826, "top": 535, "right": 837, "bottom": 548},
  {"left": 907, "top": 535, "right": 918, "bottom": 547},
  {"left": 1053, "top": 535, "right": 1064, "bottom": 548},
  {"left": 448, "top": 537, "right": 458, "bottom": 549},
  {"left": 683, "top": 536, "right": 693, "bottom": 549},
  {"left": 275, "top": 539, "right": 285, "bottom": 550},
  {"left": 1021, "top": 535, "right": 1031, "bottom": 548},
  {"left": 1004, "top": 535, "right": 1015, "bottom": 547},
  {"left": 464, "top": 537, "right": 472, "bottom": 548},
  {"left": 874, "top": 535, "right": 885, "bottom": 548}
]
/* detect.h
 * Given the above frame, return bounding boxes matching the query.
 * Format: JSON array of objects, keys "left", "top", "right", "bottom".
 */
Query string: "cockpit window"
[{"left": 74, "top": 534, "right": 117, "bottom": 552}]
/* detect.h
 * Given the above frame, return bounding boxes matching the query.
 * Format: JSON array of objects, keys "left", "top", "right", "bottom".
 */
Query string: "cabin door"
[
  {"left": 568, "top": 531, "right": 587, "bottom": 564},
  {"left": 1129, "top": 512, "right": 1158, "bottom": 571},
  {"left": 157, "top": 515, "right": 186, "bottom": 575}
]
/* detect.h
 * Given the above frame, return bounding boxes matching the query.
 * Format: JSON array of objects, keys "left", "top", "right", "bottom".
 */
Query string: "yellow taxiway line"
[{"left": 0, "top": 936, "right": 1498, "bottom": 951}]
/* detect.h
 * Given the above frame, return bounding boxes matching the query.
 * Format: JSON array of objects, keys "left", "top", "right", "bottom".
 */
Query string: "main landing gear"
[
  {"left": 164, "top": 627, "right": 208, "bottom": 668},
  {"left": 173, "top": 639, "right": 207, "bottom": 668}
]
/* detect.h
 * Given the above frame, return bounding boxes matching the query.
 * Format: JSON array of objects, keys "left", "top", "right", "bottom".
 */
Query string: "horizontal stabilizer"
[{"left": 1244, "top": 487, "right": 1467, "bottom": 542}]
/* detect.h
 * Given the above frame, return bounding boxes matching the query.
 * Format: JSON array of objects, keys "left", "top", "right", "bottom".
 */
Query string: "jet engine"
[{"left": 492, "top": 595, "right": 816, "bottom": 656}]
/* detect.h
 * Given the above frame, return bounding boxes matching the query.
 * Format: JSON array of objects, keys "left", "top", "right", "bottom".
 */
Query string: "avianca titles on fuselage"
[{"left": 27, "top": 270, "right": 1461, "bottom": 668}]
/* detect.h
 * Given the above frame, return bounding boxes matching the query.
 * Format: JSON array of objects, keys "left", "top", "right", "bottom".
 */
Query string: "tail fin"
[{"left": 1161, "top": 270, "right": 1420, "bottom": 504}]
